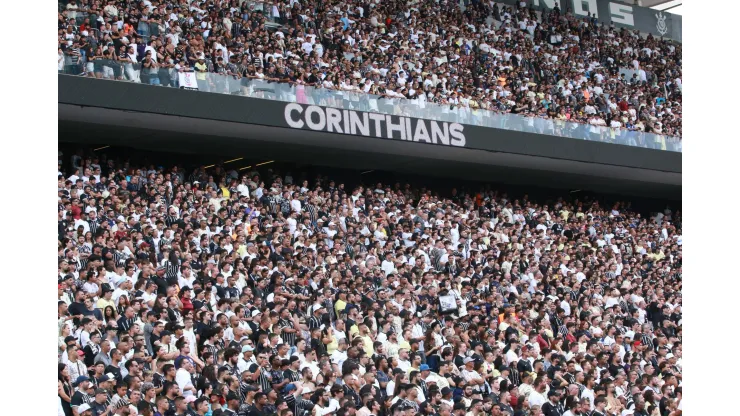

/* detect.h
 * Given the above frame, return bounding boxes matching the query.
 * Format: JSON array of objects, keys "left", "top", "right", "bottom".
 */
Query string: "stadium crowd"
[
  {"left": 57, "top": 152, "right": 683, "bottom": 416},
  {"left": 58, "top": 0, "right": 682, "bottom": 138}
]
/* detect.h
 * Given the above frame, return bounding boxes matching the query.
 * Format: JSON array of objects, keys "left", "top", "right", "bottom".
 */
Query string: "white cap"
[
  {"left": 77, "top": 404, "right": 92, "bottom": 413},
  {"left": 251, "top": 310, "right": 262, "bottom": 318}
]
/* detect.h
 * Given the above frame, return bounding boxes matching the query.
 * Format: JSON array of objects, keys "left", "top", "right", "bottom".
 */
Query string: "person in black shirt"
[
  {"left": 591, "top": 395, "right": 608, "bottom": 416},
  {"left": 246, "top": 392, "right": 269, "bottom": 416},
  {"left": 69, "top": 294, "right": 104, "bottom": 324},
  {"left": 89, "top": 390, "right": 111, "bottom": 416},
  {"left": 70, "top": 377, "right": 94, "bottom": 412},
  {"left": 541, "top": 390, "right": 562, "bottom": 416}
]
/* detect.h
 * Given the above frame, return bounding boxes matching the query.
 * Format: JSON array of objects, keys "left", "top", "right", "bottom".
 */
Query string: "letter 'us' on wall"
[{"left": 283, "top": 103, "right": 467, "bottom": 148}]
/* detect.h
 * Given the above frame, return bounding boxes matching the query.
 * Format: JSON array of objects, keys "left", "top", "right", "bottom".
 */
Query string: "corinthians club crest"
[{"left": 655, "top": 12, "right": 668, "bottom": 36}]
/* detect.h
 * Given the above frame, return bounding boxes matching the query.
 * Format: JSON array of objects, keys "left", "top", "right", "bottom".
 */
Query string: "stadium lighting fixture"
[
  {"left": 93, "top": 146, "right": 110, "bottom": 151},
  {"left": 238, "top": 166, "right": 253, "bottom": 171},
  {"left": 204, "top": 157, "right": 245, "bottom": 169},
  {"left": 255, "top": 160, "right": 275, "bottom": 166}
]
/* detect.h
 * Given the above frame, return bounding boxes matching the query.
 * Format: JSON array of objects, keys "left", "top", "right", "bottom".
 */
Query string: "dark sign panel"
[
  {"left": 496, "top": 0, "right": 681, "bottom": 42},
  {"left": 58, "top": 75, "right": 681, "bottom": 173}
]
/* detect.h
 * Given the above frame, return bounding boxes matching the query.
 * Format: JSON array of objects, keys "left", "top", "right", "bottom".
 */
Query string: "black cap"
[
  {"left": 226, "top": 392, "right": 240, "bottom": 402},
  {"left": 453, "top": 402, "right": 467, "bottom": 410}
]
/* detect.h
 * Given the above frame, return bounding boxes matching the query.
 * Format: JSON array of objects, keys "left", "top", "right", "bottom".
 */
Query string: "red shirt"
[
  {"left": 181, "top": 296, "right": 194, "bottom": 314},
  {"left": 536, "top": 334, "right": 549, "bottom": 350},
  {"left": 71, "top": 205, "right": 82, "bottom": 220}
]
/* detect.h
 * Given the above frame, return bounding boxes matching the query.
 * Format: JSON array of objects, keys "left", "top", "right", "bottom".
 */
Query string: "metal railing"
[{"left": 59, "top": 57, "right": 682, "bottom": 152}]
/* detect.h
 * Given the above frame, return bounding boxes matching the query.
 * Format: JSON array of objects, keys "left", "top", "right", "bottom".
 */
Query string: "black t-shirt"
[
  {"left": 500, "top": 404, "right": 514, "bottom": 415},
  {"left": 68, "top": 301, "right": 87, "bottom": 316},
  {"left": 251, "top": 327, "right": 269, "bottom": 345},
  {"left": 89, "top": 401, "right": 108, "bottom": 416},
  {"left": 105, "top": 365, "right": 122, "bottom": 383},
  {"left": 541, "top": 401, "right": 561, "bottom": 416},
  {"left": 71, "top": 390, "right": 90, "bottom": 408},
  {"left": 167, "top": 397, "right": 176, "bottom": 414}
]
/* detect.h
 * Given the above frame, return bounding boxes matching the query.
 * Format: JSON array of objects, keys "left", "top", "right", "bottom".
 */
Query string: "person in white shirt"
[
  {"left": 381, "top": 253, "right": 396, "bottom": 276},
  {"left": 460, "top": 357, "right": 485, "bottom": 391},
  {"left": 528, "top": 377, "right": 548, "bottom": 408},
  {"left": 237, "top": 345, "right": 257, "bottom": 374},
  {"left": 581, "top": 375, "right": 596, "bottom": 410},
  {"left": 175, "top": 358, "right": 197, "bottom": 397},
  {"left": 330, "top": 338, "right": 349, "bottom": 368},
  {"left": 396, "top": 349, "right": 411, "bottom": 372}
]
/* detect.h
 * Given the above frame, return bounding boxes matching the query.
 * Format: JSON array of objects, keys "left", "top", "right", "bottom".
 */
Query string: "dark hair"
[{"left": 58, "top": 363, "right": 69, "bottom": 382}]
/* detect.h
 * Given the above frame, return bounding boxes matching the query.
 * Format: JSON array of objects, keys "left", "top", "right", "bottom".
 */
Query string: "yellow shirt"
[
  {"left": 97, "top": 298, "right": 114, "bottom": 312},
  {"left": 326, "top": 336, "right": 338, "bottom": 355},
  {"left": 360, "top": 335, "right": 374, "bottom": 356},
  {"left": 349, "top": 324, "right": 360, "bottom": 340},
  {"left": 236, "top": 245, "right": 247, "bottom": 259},
  {"left": 334, "top": 299, "right": 347, "bottom": 317},
  {"left": 399, "top": 340, "right": 411, "bottom": 351},
  {"left": 220, "top": 187, "right": 231, "bottom": 198},
  {"left": 195, "top": 62, "right": 208, "bottom": 80}
]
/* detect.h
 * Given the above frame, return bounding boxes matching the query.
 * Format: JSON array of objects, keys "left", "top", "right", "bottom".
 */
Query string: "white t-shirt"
[
  {"left": 528, "top": 390, "right": 546, "bottom": 408},
  {"left": 330, "top": 350, "right": 348, "bottom": 367},
  {"left": 581, "top": 387, "right": 595, "bottom": 410},
  {"left": 176, "top": 368, "right": 195, "bottom": 397},
  {"left": 505, "top": 350, "right": 519, "bottom": 365}
]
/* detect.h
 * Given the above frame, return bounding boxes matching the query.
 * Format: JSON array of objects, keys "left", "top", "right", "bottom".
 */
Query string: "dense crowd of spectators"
[
  {"left": 58, "top": 0, "right": 682, "bottom": 138},
  {"left": 58, "top": 151, "right": 683, "bottom": 416}
]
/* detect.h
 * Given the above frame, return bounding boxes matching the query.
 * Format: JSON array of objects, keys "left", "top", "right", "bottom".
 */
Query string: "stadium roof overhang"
[{"left": 59, "top": 104, "right": 680, "bottom": 201}]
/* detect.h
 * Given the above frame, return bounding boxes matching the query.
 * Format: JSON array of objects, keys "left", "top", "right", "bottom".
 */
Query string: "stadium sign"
[
  {"left": 284, "top": 103, "right": 467, "bottom": 147},
  {"left": 497, "top": 0, "right": 681, "bottom": 42}
]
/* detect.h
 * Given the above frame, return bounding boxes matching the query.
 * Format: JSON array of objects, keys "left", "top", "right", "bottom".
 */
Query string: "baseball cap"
[
  {"left": 242, "top": 345, "right": 255, "bottom": 353},
  {"left": 74, "top": 376, "right": 90, "bottom": 386},
  {"left": 77, "top": 403, "right": 92, "bottom": 413}
]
